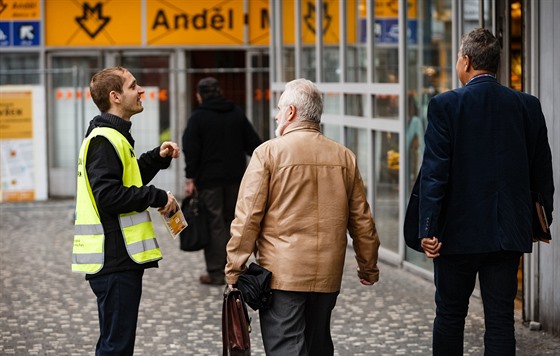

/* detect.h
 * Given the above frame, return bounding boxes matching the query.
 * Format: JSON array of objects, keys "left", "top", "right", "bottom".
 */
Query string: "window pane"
[
  {"left": 323, "top": 47, "right": 340, "bottom": 82},
  {"left": 345, "top": 0, "right": 367, "bottom": 82},
  {"left": 51, "top": 56, "right": 99, "bottom": 169},
  {"left": 323, "top": 93, "right": 341, "bottom": 115},
  {"left": 345, "top": 127, "right": 369, "bottom": 194},
  {"left": 302, "top": 48, "right": 316, "bottom": 82},
  {"left": 322, "top": 123, "right": 341, "bottom": 143},
  {"left": 374, "top": 131, "right": 399, "bottom": 253},
  {"left": 373, "top": 92, "right": 398, "bottom": 118},
  {"left": 282, "top": 48, "right": 296, "bottom": 82},
  {"left": 344, "top": 94, "right": 366, "bottom": 116},
  {"left": 0, "top": 53, "right": 40, "bottom": 84}
]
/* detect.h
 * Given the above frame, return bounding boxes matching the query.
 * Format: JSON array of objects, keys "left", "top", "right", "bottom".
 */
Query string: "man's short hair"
[
  {"left": 90, "top": 66, "right": 127, "bottom": 113},
  {"left": 197, "top": 77, "right": 221, "bottom": 100},
  {"left": 460, "top": 28, "right": 501, "bottom": 73}
]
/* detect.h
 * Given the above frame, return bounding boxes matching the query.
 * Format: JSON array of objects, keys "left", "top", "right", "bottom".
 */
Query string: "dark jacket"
[
  {"left": 182, "top": 96, "right": 262, "bottom": 189},
  {"left": 418, "top": 76, "right": 554, "bottom": 254},
  {"left": 84, "top": 113, "right": 171, "bottom": 279}
]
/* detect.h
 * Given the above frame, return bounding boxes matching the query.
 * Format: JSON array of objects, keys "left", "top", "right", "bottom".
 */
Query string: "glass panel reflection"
[
  {"left": 374, "top": 131, "right": 399, "bottom": 253},
  {"left": 323, "top": 93, "right": 341, "bottom": 115},
  {"left": 322, "top": 123, "right": 341, "bottom": 143},
  {"left": 345, "top": 127, "right": 369, "bottom": 194},
  {"left": 0, "top": 54, "right": 40, "bottom": 84},
  {"left": 344, "top": 94, "right": 366, "bottom": 116},
  {"left": 373, "top": 93, "right": 399, "bottom": 118}
]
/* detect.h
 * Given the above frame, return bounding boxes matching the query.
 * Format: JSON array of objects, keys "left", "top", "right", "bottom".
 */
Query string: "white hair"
[{"left": 280, "top": 79, "right": 323, "bottom": 123}]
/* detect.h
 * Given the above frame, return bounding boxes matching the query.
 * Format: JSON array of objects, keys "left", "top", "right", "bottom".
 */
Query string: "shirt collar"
[{"left": 465, "top": 73, "right": 497, "bottom": 86}]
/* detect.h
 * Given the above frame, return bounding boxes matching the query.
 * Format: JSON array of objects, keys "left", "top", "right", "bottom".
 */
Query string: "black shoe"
[{"left": 199, "top": 274, "right": 225, "bottom": 286}]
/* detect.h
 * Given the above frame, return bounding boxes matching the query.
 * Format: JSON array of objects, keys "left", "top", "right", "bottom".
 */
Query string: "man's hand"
[
  {"left": 359, "top": 278, "right": 375, "bottom": 286},
  {"left": 421, "top": 237, "right": 442, "bottom": 259},
  {"left": 158, "top": 191, "right": 179, "bottom": 215},
  {"left": 160, "top": 141, "right": 180, "bottom": 159}
]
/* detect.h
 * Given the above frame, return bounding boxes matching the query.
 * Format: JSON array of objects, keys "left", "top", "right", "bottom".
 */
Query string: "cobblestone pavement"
[{"left": 1, "top": 200, "right": 559, "bottom": 355}]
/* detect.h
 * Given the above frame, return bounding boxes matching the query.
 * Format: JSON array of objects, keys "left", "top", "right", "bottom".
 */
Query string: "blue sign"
[
  {"left": 0, "top": 21, "right": 40, "bottom": 46},
  {"left": 13, "top": 21, "right": 40, "bottom": 46},
  {"left": 0, "top": 22, "right": 11, "bottom": 47},
  {"left": 367, "top": 19, "right": 417, "bottom": 45},
  {"left": 360, "top": 19, "right": 418, "bottom": 44}
]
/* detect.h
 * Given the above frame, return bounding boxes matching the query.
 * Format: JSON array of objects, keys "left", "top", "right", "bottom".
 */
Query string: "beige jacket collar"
[{"left": 282, "top": 121, "right": 321, "bottom": 136}]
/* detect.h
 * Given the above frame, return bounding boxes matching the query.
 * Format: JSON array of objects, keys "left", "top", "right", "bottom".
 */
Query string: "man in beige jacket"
[{"left": 225, "top": 78, "right": 380, "bottom": 355}]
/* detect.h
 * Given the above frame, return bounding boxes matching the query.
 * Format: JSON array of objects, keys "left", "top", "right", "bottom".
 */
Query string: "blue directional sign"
[
  {"left": 0, "top": 21, "right": 40, "bottom": 46},
  {"left": 13, "top": 21, "right": 40, "bottom": 46},
  {"left": 0, "top": 21, "right": 11, "bottom": 46}
]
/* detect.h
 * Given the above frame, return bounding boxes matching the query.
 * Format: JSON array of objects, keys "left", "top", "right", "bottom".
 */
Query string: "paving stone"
[{"left": 1, "top": 200, "right": 559, "bottom": 355}]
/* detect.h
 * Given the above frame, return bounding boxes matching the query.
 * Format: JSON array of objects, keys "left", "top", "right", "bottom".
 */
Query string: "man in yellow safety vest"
[{"left": 72, "top": 66, "right": 180, "bottom": 355}]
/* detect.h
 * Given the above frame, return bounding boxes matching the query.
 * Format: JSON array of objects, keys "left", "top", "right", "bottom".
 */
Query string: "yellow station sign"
[
  {"left": 374, "top": 0, "right": 417, "bottom": 19},
  {"left": 147, "top": 0, "right": 245, "bottom": 45},
  {"left": 0, "top": 0, "right": 40, "bottom": 20},
  {"left": 283, "top": 0, "right": 356, "bottom": 45},
  {"left": 248, "top": 0, "right": 269, "bottom": 45},
  {"left": 41, "top": 0, "right": 380, "bottom": 47},
  {"left": 46, "top": 0, "right": 141, "bottom": 46}
]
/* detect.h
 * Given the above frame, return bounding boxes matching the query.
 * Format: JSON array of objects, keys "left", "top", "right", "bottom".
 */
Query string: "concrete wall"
[{"left": 538, "top": 0, "right": 560, "bottom": 337}]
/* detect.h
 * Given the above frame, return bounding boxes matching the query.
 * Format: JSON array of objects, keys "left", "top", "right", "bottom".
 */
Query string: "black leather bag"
[
  {"left": 237, "top": 263, "right": 272, "bottom": 311},
  {"left": 222, "top": 288, "right": 251, "bottom": 356},
  {"left": 179, "top": 193, "right": 210, "bottom": 251}
]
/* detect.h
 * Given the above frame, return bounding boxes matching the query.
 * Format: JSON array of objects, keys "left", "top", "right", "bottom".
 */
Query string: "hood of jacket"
[{"left": 197, "top": 96, "right": 235, "bottom": 113}]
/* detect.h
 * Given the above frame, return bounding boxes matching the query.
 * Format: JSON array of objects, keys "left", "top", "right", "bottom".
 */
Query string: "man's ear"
[
  {"left": 287, "top": 105, "right": 297, "bottom": 122},
  {"left": 463, "top": 55, "right": 471, "bottom": 72},
  {"left": 110, "top": 90, "right": 121, "bottom": 104}
]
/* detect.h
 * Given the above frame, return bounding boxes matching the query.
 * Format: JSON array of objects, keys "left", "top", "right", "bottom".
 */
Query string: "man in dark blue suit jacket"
[{"left": 417, "top": 28, "right": 554, "bottom": 355}]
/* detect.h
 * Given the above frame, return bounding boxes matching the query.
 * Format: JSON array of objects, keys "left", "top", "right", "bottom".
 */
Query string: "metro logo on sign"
[
  {"left": 283, "top": 0, "right": 356, "bottom": 45},
  {"left": 75, "top": 3, "right": 110, "bottom": 38},
  {"left": 46, "top": 0, "right": 141, "bottom": 46},
  {"left": 147, "top": 0, "right": 244, "bottom": 45}
]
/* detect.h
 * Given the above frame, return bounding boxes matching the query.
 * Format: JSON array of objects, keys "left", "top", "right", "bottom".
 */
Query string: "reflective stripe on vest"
[{"left": 72, "top": 127, "right": 162, "bottom": 274}]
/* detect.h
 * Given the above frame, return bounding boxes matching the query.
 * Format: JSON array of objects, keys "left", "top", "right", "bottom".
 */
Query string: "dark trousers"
[
  {"left": 89, "top": 270, "right": 144, "bottom": 356},
  {"left": 259, "top": 290, "right": 340, "bottom": 356},
  {"left": 198, "top": 183, "right": 239, "bottom": 280},
  {"left": 432, "top": 251, "right": 522, "bottom": 356}
]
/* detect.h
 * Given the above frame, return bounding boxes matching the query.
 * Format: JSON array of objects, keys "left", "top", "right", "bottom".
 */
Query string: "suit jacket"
[{"left": 416, "top": 75, "right": 554, "bottom": 254}]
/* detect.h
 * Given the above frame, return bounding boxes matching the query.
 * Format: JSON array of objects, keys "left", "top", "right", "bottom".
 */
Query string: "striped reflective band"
[
  {"left": 74, "top": 211, "right": 151, "bottom": 235},
  {"left": 119, "top": 211, "right": 152, "bottom": 228},
  {"left": 74, "top": 223, "right": 104, "bottom": 235},
  {"left": 72, "top": 252, "right": 103, "bottom": 264},
  {"left": 128, "top": 237, "right": 160, "bottom": 255}
]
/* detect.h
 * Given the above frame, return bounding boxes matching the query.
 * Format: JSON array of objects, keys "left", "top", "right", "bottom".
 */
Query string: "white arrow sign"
[{"left": 20, "top": 25, "right": 34, "bottom": 40}]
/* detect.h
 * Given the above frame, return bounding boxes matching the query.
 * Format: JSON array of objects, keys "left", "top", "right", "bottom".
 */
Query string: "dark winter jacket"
[
  {"left": 84, "top": 113, "right": 171, "bottom": 279},
  {"left": 182, "top": 96, "right": 262, "bottom": 189}
]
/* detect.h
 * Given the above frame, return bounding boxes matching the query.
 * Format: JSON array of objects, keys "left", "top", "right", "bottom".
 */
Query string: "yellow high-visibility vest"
[{"left": 72, "top": 127, "right": 162, "bottom": 274}]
